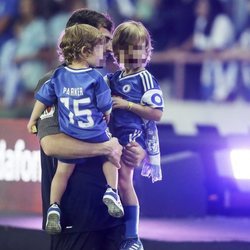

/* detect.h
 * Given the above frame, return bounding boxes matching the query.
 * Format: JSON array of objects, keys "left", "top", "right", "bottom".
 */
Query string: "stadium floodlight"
[{"left": 230, "top": 149, "right": 250, "bottom": 180}]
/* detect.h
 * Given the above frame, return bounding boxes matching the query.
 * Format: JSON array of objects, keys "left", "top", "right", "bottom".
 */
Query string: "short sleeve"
[
  {"left": 140, "top": 71, "right": 164, "bottom": 109},
  {"left": 35, "top": 79, "right": 57, "bottom": 106}
]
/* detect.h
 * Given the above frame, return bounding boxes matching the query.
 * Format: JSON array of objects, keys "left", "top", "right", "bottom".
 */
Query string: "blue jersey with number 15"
[{"left": 35, "top": 65, "right": 112, "bottom": 140}]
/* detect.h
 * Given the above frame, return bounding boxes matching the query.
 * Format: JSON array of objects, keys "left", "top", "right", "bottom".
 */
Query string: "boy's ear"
[
  {"left": 80, "top": 46, "right": 86, "bottom": 55},
  {"left": 81, "top": 46, "right": 91, "bottom": 56}
]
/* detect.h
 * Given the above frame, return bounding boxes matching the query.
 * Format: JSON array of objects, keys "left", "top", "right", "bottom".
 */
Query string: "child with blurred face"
[{"left": 107, "top": 21, "right": 164, "bottom": 250}]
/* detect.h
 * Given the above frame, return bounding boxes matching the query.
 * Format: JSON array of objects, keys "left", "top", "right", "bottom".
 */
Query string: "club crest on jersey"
[
  {"left": 122, "top": 84, "right": 131, "bottom": 93},
  {"left": 40, "top": 105, "right": 55, "bottom": 120}
]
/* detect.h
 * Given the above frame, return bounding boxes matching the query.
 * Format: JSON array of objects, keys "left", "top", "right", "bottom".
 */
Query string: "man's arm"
[
  {"left": 40, "top": 133, "right": 122, "bottom": 168},
  {"left": 36, "top": 71, "right": 144, "bottom": 169},
  {"left": 122, "top": 141, "right": 147, "bottom": 168},
  {"left": 35, "top": 102, "right": 123, "bottom": 167}
]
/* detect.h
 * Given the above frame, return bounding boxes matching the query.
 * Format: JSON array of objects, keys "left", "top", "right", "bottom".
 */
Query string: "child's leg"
[
  {"left": 119, "top": 160, "right": 143, "bottom": 249},
  {"left": 102, "top": 161, "right": 124, "bottom": 218},
  {"left": 102, "top": 161, "right": 118, "bottom": 190},
  {"left": 119, "top": 160, "right": 138, "bottom": 205},
  {"left": 50, "top": 161, "right": 75, "bottom": 205},
  {"left": 45, "top": 161, "right": 75, "bottom": 235}
]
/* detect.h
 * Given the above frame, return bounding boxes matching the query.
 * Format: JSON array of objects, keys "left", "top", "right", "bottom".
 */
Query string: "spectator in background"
[
  {"left": 219, "top": 0, "right": 250, "bottom": 101},
  {"left": 192, "top": 0, "right": 236, "bottom": 101},
  {"left": 180, "top": 0, "right": 236, "bottom": 101},
  {"left": 231, "top": 17, "right": 250, "bottom": 101},
  {"left": 1, "top": 0, "right": 48, "bottom": 108},
  {"left": 0, "top": 0, "right": 19, "bottom": 106},
  {"left": 107, "top": 0, "right": 136, "bottom": 25},
  {"left": 146, "top": 0, "right": 195, "bottom": 50},
  {"left": 46, "top": 0, "right": 88, "bottom": 69},
  {"left": 146, "top": 0, "right": 195, "bottom": 99},
  {"left": 45, "top": 1, "right": 70, "bottom": 53},
  {"left": 0, "top": 0, "right": 19, "bottom": 49},
  {"left": 85, "top": 0, "right": 109, "bottom": 13},
  {"left": 151, "top": 0, "right": 236, "bottom": 101}
]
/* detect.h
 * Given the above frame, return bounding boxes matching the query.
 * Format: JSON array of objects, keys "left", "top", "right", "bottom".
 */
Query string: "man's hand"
[
  {"left": 122, "top": 141, "right": 146, "bottom": 168},
  {"left": 105, "top": 137, "right": 122, "bottom": 168}
]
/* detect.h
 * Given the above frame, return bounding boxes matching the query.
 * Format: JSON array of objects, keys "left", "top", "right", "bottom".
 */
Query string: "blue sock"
[{"left": 124, "top": 205, "right": 139, "bottom": 239}]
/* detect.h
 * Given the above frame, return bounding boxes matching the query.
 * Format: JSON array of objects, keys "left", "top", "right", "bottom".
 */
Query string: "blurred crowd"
[
  {"left": 149, "top": 0, "right": 250, "bottom": 102},
  {"left": 1, "top": 0, "right": 250, "bottom": 115}
]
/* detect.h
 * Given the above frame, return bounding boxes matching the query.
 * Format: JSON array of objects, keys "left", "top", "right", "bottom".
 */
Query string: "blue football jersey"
[
  {"left": 36, "top": 65, "right": 112, "bottom": 140},
  {"left": 108, "top": 69, "right": 164, "bottom": 131}
]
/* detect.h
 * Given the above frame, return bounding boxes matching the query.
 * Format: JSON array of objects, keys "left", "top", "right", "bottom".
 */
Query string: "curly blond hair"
[{"left": 58, "top": 24, "right": 104, "bottom": 64}]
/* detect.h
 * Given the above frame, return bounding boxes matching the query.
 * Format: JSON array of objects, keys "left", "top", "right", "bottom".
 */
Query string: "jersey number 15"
[{"left": 60, "top": 97, "right": 94, "bottom": 128}]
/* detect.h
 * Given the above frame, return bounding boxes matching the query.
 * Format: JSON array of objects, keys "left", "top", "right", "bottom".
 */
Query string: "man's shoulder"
[
  {"left": 34, "top": 65, "right": 64, "bottom": 93},
  {"left": 107, "top": 70, "right": 121, "bottom": 82},
  {"left": 88, "top": 68, "right": 105, "bottom": 80}
]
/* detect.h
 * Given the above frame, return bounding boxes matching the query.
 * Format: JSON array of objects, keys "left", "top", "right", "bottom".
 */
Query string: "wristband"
[{"left": 127, "top": 101, "right": 133, "bottom": 110}]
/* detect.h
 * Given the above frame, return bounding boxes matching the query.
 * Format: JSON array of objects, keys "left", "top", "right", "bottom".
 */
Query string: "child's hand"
[
  {"left": 104, "top": 114, "right": 110, "bottom": 123},
  {"left": 27, "top": 120, "right": 37, "bottom": 134},
  {"left": 112, "top": 96, "right": 129, "bottom": 110}
]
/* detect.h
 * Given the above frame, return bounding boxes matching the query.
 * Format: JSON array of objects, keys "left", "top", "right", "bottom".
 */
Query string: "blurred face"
[
  {"left": 20, "top": 0, "right": 35, "bottom": 16},
  {"left": 195, "top": 0, "right": 210, "bottom": 18},
  {"left": 87, "top": 44, "right": 104, "bottom": 67},
  {"left": 118, "top": 44, "right": 147, "bottom": 69}
]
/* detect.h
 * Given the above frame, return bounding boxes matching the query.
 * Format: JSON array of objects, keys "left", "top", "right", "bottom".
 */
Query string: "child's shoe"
[
  {"left": 103, "top": 187, "right": 124, "bottom": 218},
  {"left": 45, "top": 203, "right": 62, "bottom": 234}
]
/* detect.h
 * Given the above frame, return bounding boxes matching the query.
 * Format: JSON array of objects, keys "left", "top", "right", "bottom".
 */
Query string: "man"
[{"left": 35, "top": 9, "right": 146, "bottom": 250}]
